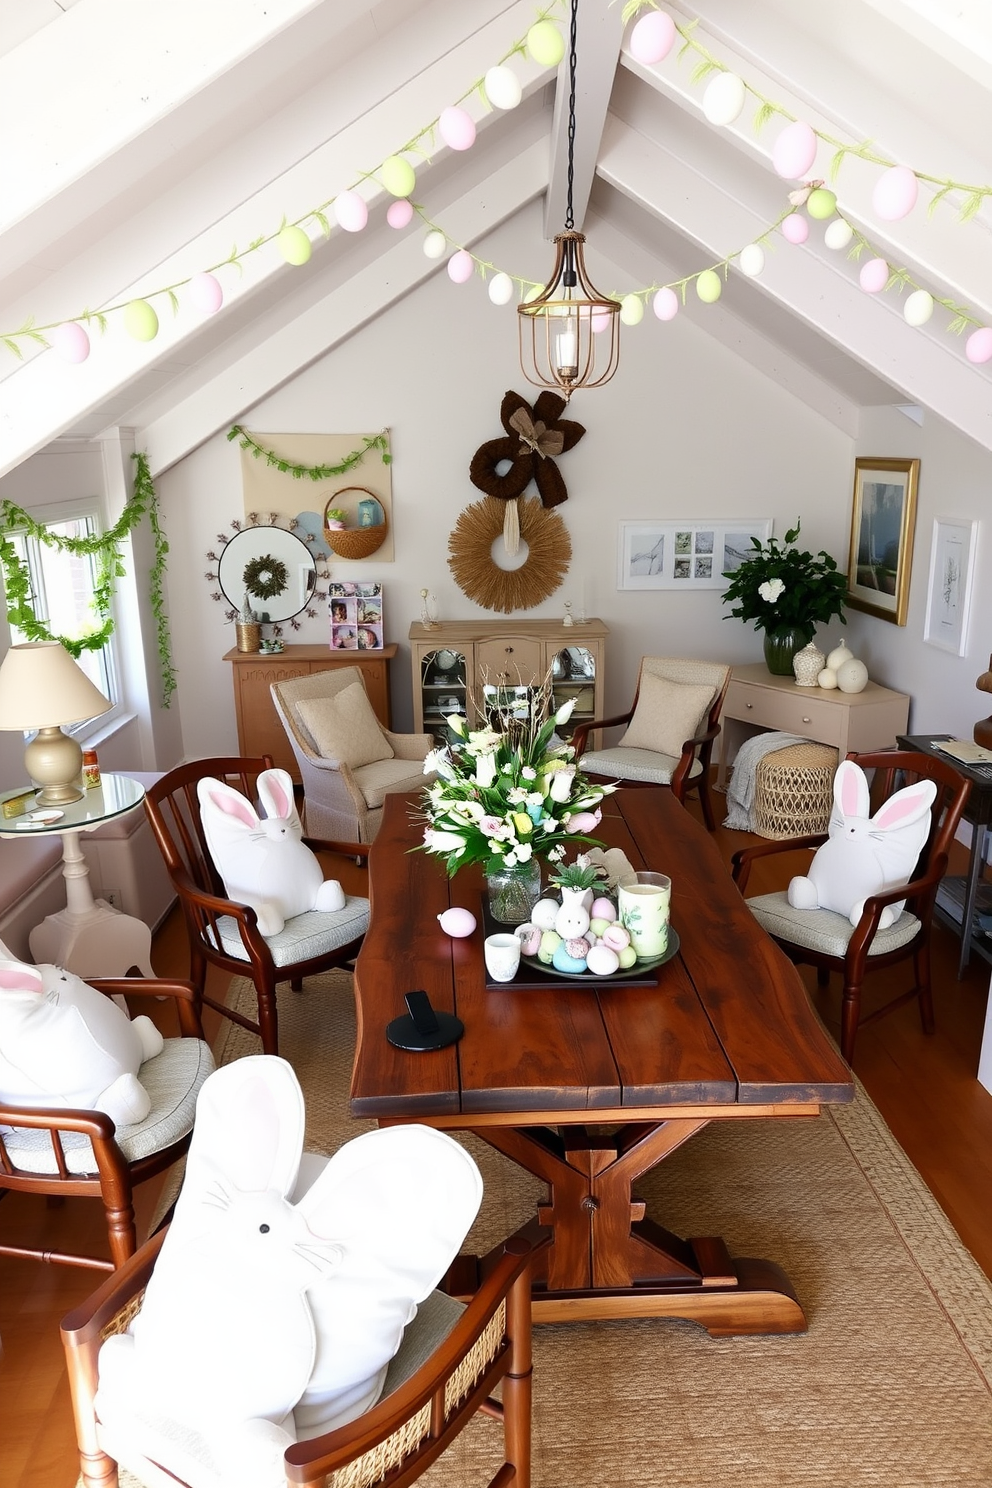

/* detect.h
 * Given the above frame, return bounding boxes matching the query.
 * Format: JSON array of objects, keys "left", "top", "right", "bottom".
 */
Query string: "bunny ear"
[
  {"left": 197, "top": 776, "right": 258, "bottom": 830},
  {"left": 872, "top": 778, "right": 937, "bottom": 832},
  {"left": 835, "top": 760, "right": 870, "bottom": 818},
  {"left": 181, "top": 1056, "right": 305, "bottom": 1204},
  {"left": 257, "top": 768, "right": 300, "bottom": 826},
  {"left": 0, "top": 960, "right": 44, "bottom": 995}
]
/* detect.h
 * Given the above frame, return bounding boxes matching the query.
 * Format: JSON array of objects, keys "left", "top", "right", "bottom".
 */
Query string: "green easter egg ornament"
[
  {"left": 527, "top": 20, "right": 565, "bottom": 67},
  {"left": 278, "top": 225, "right": 312, "bottom": 266},
  {"left": 696, "top": 269, "right": 722, "bottom": 304},
  {"left": 620, "top": 293, "right": 644, "bottom": 325},
  {"left": 124, "top": 299, "right": 159, "bottom": 341},
  {"left": 807, "top": 187, "right": 837, "bottom": 220},
  {"left": 381, "top": 155, "right": 416, "bottom": 197}
]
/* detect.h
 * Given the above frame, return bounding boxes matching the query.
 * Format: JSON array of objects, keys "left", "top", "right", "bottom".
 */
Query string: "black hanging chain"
[{"left": 564, "top": 0, "right": 578, "bottom": 231}]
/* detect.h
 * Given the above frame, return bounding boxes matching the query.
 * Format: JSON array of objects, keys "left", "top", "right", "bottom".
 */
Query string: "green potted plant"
[{"left": 720, "top": 520, "right": 847, "bottom": 675}]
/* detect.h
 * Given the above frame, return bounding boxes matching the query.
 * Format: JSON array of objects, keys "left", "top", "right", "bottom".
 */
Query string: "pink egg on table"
[
  {"left": 590, "top": 897, "right": 616, "bottom": 923},
  {"left": 629, "top": 11, "right": 676, "bottom": 65},
  {"left": 586, "top": 944, "right": 621, "bottom": 977},
  {"left": 50, "top": 321, "right": 90, "bottom": 363},
  {"left": 447, "top": 250, "right": 474, "bottom": 284},
  {"left": 781, "top": 213, "right": 809, "bottom": 244},
  {"left": 653, "top": 287, "right": 679, "bottom": 321},
  {"left": 188, "top": 272, "right": 223, "bottom": 314},
  {"left": 966, "top": 327, "right": 992, "bottom": 364},
  {"left": 859, "top": 257, "right": 889, "bottom": 294},
  {"left": 772, "top": 119, "right": 817, "bottom": 180},
  {"left": 873, "top": 164, "right": 918, "bottom": 222},
  {"left": 437, "top": 907, "right": 477, "bottom": 938},
  {"left": 334, "top": 190, "right": 368, "bottom": 232},
  {"left": 386, "top": 199, "right": 414, "bottom": 229},
  {"left": 439, "top": 106, "right": 476, "bottom": 152}
]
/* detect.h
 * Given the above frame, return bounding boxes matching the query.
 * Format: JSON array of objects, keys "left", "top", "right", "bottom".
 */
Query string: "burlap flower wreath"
[
  {"left": 447, "top": 496, "right": 571, "bottom": 614},
  {"left": 469, "top": 389, "right": 586, "bottom": 510}
]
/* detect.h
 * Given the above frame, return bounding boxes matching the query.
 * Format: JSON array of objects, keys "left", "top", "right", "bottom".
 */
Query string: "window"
[{"left": 7, "top": 509, "right": 121, "bottom": 730}]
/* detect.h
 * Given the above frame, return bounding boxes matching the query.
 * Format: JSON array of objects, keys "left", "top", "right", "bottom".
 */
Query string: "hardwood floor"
[{"left": 2, "top": 810, "right": 991, "bottom": 1488}]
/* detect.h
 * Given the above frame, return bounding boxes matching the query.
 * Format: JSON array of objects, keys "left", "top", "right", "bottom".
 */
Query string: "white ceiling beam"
[
  {"left": 596, "top": 112, "right": 992, "bottom": 451},
  {"left": 138, "top": 135, "right": 550, "bottom": 474},
  {"left": 543, "top": 0, "right": 624, "bottom": 236}
]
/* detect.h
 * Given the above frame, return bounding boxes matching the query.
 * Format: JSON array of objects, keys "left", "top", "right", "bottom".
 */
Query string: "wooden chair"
[
  {"left": 62, "top": 1227, "right": 541, "bottom": 1488},
  {"left": 0, "top": 978, "right": 211, "bottom": 1271},
  {"left": 143, "top": 757, "right": 370, "bottom": 1057},
  {"left": 572, "top": 657, "right": 731, "bottom": 830},
  {"left": 732, "top": 749, "right": 972, "bottom": 1065},
  {"left": 271, "top": 667, "right": 434, "bottom": 843}
]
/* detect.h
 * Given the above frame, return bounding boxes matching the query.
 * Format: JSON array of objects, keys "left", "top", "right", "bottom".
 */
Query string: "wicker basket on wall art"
[{"left": 322, "top": 514, "right": 389, "bottom": 560}]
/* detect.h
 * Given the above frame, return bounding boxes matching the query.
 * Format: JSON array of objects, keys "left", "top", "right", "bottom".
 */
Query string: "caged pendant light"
[{"left": 517, "top": 0, "right": 620, "bottom": 399}]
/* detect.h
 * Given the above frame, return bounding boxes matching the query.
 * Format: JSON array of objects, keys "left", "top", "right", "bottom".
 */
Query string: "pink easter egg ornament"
[
  {"left": 653, "top": 286, "right": 679, "bottom": 321},
  {"left": 334, "top": 190, "right": 368, "bottom": 233},
  {"left": 859, "top": 257, "right": 889, "bottom": 294},
  {"left": 439, "top": 106, "right": 476, "bottom": 152},
  {"left": 772, "top": 120, "right": 817, "bottom": 180},
  {"left": 51, "top": 321, "right": 90, "bottom": 363},
  {"left": 781, "top": 213, "right": 809, "bottom": 244},
  {"left": 965, "top": 327, "right": 992, "bottom": 364},
  {"left": 629, "top": 11, "right": 677, "bottom": 64},
  {"left": 591, "top": 308, "right": 613, "bottom": 333},
  {"left": 386, "top": 199, "right": 414, "bottom": 229},
  {"left": 447, "top": 250, "right": 474, "bottom": 284},
  {"left": 188, "top": 272, "right": 223, "bottom": 314},
  {"left": 873, "top": 164, "right": 918, "bottom": 221}
]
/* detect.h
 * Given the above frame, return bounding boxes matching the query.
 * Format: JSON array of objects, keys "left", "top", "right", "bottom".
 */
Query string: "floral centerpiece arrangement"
[
  {"left": 720, "top": 520, "right": 847, "bottom": 675},
  {"left": 419, "top": 677, "right": 616, "bottom": 923}
]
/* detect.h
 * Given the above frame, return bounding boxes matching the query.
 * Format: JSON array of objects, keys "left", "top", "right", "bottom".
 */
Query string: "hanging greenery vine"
[
  {"left": 0, "top": 451, "right": 177, "bottom": 708},
  {"left": 228, "top": 426, "right": 392, "bottom": 480}
]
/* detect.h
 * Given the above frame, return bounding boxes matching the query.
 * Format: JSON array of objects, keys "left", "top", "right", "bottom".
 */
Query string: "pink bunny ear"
[
  {"left": 873, "top": 779, "right": 937, "bottom": 831},
  {"left": 0, "top": 961, "right": 44, "bottom": 994},
  {"left": 208, "top": 787, "right": 257, "bottom": 829},
  {"left": 835, "top": 761, "right": 869, "bottom": 818},
  {"left": 257, "top": 768, "right": 296, "bottom": 823}
]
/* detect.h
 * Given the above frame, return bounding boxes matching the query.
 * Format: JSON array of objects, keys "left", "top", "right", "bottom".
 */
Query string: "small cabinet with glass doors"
[{"left": 409, "top": 619, "right": 608, "bottom": 750}]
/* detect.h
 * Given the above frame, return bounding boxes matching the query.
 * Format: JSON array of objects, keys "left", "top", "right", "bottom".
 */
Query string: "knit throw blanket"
[{"left": 722, "top": 731, "right": 808, "bottom": 831}]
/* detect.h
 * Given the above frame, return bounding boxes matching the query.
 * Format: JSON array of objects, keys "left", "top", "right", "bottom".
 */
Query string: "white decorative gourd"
[
  {"left": 826, "top": 640, "right": 853, "bottom": 672},
  {"left": 836, "top": 657, "right": 869, "bottom": 694}
]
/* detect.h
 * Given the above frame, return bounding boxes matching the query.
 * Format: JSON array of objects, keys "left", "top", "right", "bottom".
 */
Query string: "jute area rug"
[{"left": 121, "top": 972, "right": 992, "bottom": 1488}]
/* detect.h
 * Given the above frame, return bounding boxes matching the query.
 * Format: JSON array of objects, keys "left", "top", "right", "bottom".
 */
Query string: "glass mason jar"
[
  {"left": 762, "top": 624, "right": 813, "bottom": 677},
  {"left": 486, "top": 859, "right": 542, "bottom": 925}
]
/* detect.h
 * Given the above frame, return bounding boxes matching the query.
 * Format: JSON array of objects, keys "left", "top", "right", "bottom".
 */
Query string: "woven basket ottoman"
[{"left": 752, "top": 741, "right": 839, "bottom": 840}]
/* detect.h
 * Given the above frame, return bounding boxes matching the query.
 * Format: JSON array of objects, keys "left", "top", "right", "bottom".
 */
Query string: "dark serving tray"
[{"left": 479, "top": 899, "right": 680, "bottom": 991}]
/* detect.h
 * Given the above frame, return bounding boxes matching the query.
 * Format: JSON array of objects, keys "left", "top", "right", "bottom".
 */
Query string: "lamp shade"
[{"left": 0, "top": 642, "right": 112, "bottom": 730}]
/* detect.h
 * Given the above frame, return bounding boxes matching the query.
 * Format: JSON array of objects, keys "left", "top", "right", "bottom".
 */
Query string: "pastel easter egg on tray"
[{"left": 586, "top": 944, "right": 621, "bottom": 977}]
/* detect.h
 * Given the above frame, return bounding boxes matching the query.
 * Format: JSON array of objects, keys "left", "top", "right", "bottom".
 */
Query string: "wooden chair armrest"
[
  {"left": 88, "top": 979, "right": 205, "bottom": 1038},
  {"left": 572, "top": 711, "right": 633, "bottom": 756},
  {"left": 61, "top": 1227, "right": 167, "bottom": 1342},
  {"left": 302, "top": 836, "right": 370, "bottom": 863},
  {"left": 0, "top": 1101, "right": 116, "bottom": 1140},
  {"left": 731, "top": 834, "right": 827, "bottom": 890}
]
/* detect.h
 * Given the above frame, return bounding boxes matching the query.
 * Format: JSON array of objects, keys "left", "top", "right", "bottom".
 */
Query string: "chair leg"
[
  {"left": 697, "top": 776, "right": 717, "bottom": 832},
  {"left": 291, "top": 976, "right": 303, "bottom": 992},
  {"left": 501, "top": 1262, "right": 534, "bottom": 1488},
  {"left": 106, "top": 1197, "right": 138, "bottom": 1270},
  {"left": 915, "top": 939, "right": 935, "bottom": 1035},
  {"left": 840, "top": 975, "right": 862, "bottom": 1066},
  {"left": 256, "top": 975, "right": 280, "bottom": 1056}
]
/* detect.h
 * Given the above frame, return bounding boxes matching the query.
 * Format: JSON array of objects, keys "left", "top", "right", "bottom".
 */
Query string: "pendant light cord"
[{"left": 565, "top": 0, "right": 577, "bottom": 231}]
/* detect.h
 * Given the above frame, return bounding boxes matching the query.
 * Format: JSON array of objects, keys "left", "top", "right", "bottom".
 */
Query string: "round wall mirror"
[{"left": 217, "top": 526, "right": 317, "bottom": 622}]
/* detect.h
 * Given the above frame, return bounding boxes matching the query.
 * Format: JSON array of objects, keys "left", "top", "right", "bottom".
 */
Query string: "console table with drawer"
[{"left": 716, "top": 663, "right": 910, "bottom": 791}]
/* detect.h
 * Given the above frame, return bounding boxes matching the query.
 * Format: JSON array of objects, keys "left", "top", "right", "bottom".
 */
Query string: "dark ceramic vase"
[{"left": 763, "top": 625, "right": 812, "bottom": 676}]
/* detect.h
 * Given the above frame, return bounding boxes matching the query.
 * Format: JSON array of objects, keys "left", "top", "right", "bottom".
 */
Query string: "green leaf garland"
[{"left": 228, "top": 426, "right": 392, "bottom": 478}]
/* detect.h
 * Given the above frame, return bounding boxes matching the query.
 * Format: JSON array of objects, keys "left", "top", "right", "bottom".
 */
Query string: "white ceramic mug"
[
  {"left": 484, "top": 932, "right": 521, "bottom": 983},
  {"left": 617, "top": 871, "right": 671, "bottom": 958}
]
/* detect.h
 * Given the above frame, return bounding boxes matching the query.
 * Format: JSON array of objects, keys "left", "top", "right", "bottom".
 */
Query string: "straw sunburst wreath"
[{"left": 447, "top": 496, "right": 571, "bottom": 613}]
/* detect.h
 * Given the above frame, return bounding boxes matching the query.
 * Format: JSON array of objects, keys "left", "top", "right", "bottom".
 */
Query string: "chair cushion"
[
  {"left": 296, "top": 683, "right": 394, "bottom": 768},
  {"left": 354, "top": 757, "right": 435, "bottom": 811},
  {"left": 0, "top": 1037, "right": 215, "bottom": 1174},
  {"left": 620, "top": 672, "right": 715, "bottom": 757},
  {"left": 212, "top": 896, "right": 370, "bottom": 966},
  {"left": 746, "top": 892, "right": 922, "bottom": 958},
  {"left": 580, "top": 747, "right": 704, "bottom": 785}
]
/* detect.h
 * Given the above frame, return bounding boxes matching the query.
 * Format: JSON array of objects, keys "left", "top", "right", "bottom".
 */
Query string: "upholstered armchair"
[
  {"left": 271, "top": 667, "right": 434, "bottom": 843},
  {"left": 572, "top": 657, "right": 731, "bottom": 830}
]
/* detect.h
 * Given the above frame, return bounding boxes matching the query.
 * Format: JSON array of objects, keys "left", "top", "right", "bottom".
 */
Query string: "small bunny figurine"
[
  {"left": 787, "top": 760, "right": 937, "bottom": 928},
  {"left": 198, "top": 767, "right": 347, "bottom": 935},
  {"left": 96, "top": 1057, "right": 482, "bottom": 1488},
  {"left": 0, "top": 959, "right": 163, "bottom": 1124}
]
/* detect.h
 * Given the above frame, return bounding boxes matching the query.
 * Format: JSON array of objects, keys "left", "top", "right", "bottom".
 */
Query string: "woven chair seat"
[{"left": 752, "top": 741, "right": 838, "bottom": 840}]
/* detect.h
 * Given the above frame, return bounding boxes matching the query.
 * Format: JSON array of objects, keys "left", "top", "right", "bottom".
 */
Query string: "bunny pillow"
[
  {"left": 0, "top": 959, "right": 163, "bottom": 1124},
  {"left": 787, "top": 760, "right": 936, "bottom": 928},
  {"left": 96, "top": 1056, "right": 483, "bottom": 1488},
  {"left": 198, "top": 767, "right": 346, "bottom": 935}
]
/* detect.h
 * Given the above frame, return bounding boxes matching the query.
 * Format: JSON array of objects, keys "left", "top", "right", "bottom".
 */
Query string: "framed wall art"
[
  {"left": 617, "top": 518, "right": 772, "bottom": 591},
  {"left": 923, "top": 517, "right": 978, "bottom": 656},
  {"left": 846, "top": 457, "right": 919, "bottom": 625}
]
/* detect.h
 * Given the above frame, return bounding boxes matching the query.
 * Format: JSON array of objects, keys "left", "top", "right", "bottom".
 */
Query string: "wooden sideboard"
[
  {"left": 716, "top": 662, "right": 910, "bottom": 789},
  {"left": 224, "top": 644, "right": 396, "bottom": 783}
]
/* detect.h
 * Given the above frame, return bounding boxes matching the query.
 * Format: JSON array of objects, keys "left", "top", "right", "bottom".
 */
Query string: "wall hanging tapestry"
[
  {"left": 230, "top": 427, "right": 394, "bottom": 562},
  {"left": 469, "top": 390, "right": 585, "bottom": 553},
  {"left": 447, "top": 495, "right": 571, "bottom": 613}
]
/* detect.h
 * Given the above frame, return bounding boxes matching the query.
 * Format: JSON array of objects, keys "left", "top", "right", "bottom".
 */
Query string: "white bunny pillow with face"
[
  {"left": 788, "top": 760, "right": 936, "bottom": 928},
  {"left": 0, "top": 959, "right": 163, "bottom": 1125},
  {"left": 96, "top": 1056, "right": 483, "bottom": 1488},
  {"left": 197, "top": 767, "right": 346, "bottom": 936}
]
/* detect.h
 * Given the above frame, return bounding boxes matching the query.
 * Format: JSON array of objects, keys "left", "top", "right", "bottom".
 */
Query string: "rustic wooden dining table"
[{"left": 352, "top": 788, "right": 854, "bottom": 1334}]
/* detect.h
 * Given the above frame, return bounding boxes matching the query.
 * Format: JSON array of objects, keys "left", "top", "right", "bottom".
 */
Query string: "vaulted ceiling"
[{"left": 2, "top": 0, "right": 991, "bottom": 481}]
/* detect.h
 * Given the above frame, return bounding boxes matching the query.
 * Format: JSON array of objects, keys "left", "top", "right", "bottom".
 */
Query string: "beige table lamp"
[{"left": 0, "top": 641, "right": 112, "bottom": 805}]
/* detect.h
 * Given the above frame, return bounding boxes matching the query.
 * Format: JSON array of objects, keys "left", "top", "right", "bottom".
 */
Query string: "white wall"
[{"left": 159, "top": 201, "right": 855, "bottom": 757}]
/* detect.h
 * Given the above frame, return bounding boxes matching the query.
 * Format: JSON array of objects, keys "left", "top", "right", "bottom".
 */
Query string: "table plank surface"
[{"left": 353, "top": 790, "right": 851, "bottom": 1119}]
